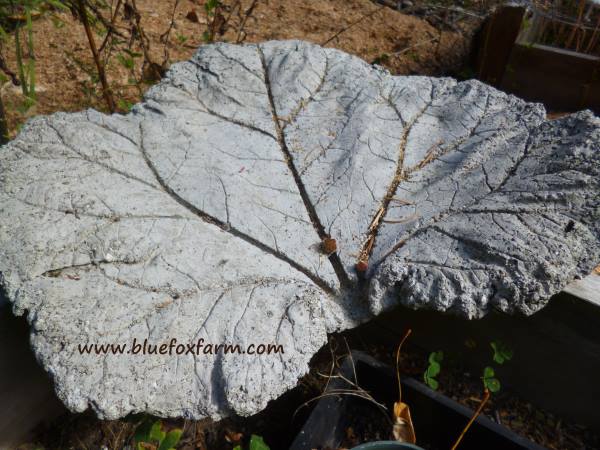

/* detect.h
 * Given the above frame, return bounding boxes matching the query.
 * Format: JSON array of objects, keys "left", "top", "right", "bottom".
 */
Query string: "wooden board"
[
  {"left": 475, "top": 5, "right": 526, "bottom": 86},
  {"left": 500, "top": 43, "right": 600, "bottom": 111},
  {"left": 475, "top": 6, "right": 600, "bottom": 112},
  {"left": 564, "top": 273, "right": 600, "bottom": 306}
]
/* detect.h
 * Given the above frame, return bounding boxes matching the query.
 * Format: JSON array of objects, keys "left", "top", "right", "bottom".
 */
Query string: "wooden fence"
[{"left": 476, "top": 6, "right": 600, "bottom": 112}]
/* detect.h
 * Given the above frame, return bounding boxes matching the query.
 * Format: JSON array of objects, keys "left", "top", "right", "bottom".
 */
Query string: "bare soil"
[{"left": 0, "top": 0, "right": 476, "bottom": 137}]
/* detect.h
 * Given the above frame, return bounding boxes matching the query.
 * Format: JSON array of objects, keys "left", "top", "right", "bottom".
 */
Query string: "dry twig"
[
  {"left": 76, "top": 0, "right": 116, "bottom": 112},
  {"left": 321, "top": 5, "right": 385, "bottom": 46}
]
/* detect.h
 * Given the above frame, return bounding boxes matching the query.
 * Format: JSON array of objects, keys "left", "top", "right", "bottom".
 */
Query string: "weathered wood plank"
[
  {"left": 501, "top": 43, "right": 600, "bottom": 111},
  {"left": 564, "top": 274, "right": 600, "bottom": 306},
  {"left": 475, "top": 5, "right": 525, "bottom": 86}
]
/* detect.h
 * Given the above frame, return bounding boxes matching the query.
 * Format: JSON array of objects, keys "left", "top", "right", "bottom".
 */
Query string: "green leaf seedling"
[{"left": 424, "top": 350, "right": 443, "bottom": 390}]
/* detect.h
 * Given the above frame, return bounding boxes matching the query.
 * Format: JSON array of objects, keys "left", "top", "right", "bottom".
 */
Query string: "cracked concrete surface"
[{"left": 1, "top": 40, "right": 599, "bottom": 420}]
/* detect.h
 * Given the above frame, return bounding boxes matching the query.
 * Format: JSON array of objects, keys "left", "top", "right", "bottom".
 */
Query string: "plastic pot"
[{"left": 291, "top": 351, "right": 546, "bottom": 450}]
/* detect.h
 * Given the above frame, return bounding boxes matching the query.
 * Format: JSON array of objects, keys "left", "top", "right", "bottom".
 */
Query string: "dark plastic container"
[{"left": 291, "top": 351, "right": 547, "bottom": 450}]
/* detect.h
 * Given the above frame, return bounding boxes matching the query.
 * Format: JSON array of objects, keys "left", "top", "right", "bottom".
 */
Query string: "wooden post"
[{"left": 475, "top": 6, "right": 526, "bottom": 86}]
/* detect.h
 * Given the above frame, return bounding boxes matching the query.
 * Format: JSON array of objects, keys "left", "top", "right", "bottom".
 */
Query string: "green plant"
[
  {"left": 490, "top": 340, "right": 513, "bottom": 365},
  {"left": 15, "top": 95, "right": 35, "bottom": 113},
  {"left": 372, "top": 53, "right": 390, "bottom": 65},
  {"left": 482, "top": 340, "right": 513, "bottom": 393},
  {"left": 203, "top": 0, "right": 222, "bottom": 43},
  {"left": 175, "top": 32, "right": 188, "bottom": 45},
  {"left": 133, "top": 417, "right": 182, "bottom": 450},
  {"left": 117, "top": 97, "right": 133, "bottom": 112},
  {"left": 116, "top": 51, "right": 137, "bottom": 71},
  {"left": 116, "top": 48, "right": 143, "bottom": 94},
  {"left": 233, "top": 434, "right": 270, "bottom": 450},
  {"left": 205, "top": 0, "right": 221, "bottom": 17},
  {"left": 0, "top": 0, "right": 67, "bottom": 104},
  {"left": 65, "top": 49, "right": 104, "bottom": 103},
  {"left": 482, "top": 366, "right": 501, "bottom": 393},
  {"left": 423, "top": 350, "right": 443, "bottom": 390},
  {"left": 50, "top": 13, "right": 64, "bottom": 28},
  {"left": 451, "top": 339, "right": 513, "bottom": 448},
  {"left": 15, "top": 7, "right": 35, "bottom": 100}
]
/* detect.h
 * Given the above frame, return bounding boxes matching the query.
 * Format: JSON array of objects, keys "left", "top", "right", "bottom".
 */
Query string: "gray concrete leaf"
[
  {"left": 0, "top": 40, "right": 599, "bottom": 420},
  {"left": 369, "top": 111, "right": 600, "bottom": 318}
]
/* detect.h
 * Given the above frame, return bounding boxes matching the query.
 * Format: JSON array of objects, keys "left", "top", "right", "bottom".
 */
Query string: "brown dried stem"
[
  {"left": 451, "top": 389, "right": 491, "bottom": 450},
  {"left": 76, "top": 0, "right": 116, "bottom": 112},
  {"left": 98, "top": 0, "right": 123, "bottom": 54},
  {"left": 395, "top": 329, "right": 412, "bottom": 404},
  {"left": 235, "top": 0, "right": 260, "bottom": 43}
]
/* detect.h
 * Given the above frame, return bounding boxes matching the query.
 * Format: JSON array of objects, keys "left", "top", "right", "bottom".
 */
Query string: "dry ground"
[{"left": 0, "top": 0, "right": 475, "bottom": 136}]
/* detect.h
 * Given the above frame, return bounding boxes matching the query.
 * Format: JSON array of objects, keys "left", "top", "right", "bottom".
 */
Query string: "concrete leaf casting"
[{"left": 1, "top": 40, "right": 599, "bottom": 420}]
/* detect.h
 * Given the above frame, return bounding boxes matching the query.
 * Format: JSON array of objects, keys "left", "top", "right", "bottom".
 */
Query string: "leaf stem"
[
  {"left": 451, "top": 389, "right": 491, "bottom": 450},
  {"left": 14, "top": 25, "right": 27, "bottom": 97},
  {"left": 26, "top": 7, "right": 35, "bottom": 99},
  {"left": 396, "top": 328, "right": 412, "bottom": 403}
]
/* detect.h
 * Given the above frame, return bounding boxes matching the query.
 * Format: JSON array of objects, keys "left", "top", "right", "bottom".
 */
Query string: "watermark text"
[{"left": 77, "top": 338, "right": 284, "bottom": 356}]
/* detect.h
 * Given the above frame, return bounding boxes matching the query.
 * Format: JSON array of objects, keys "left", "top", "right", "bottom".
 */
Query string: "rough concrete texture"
[{"left": 0, "top": 40, "right": 599, "bottom": 420}]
